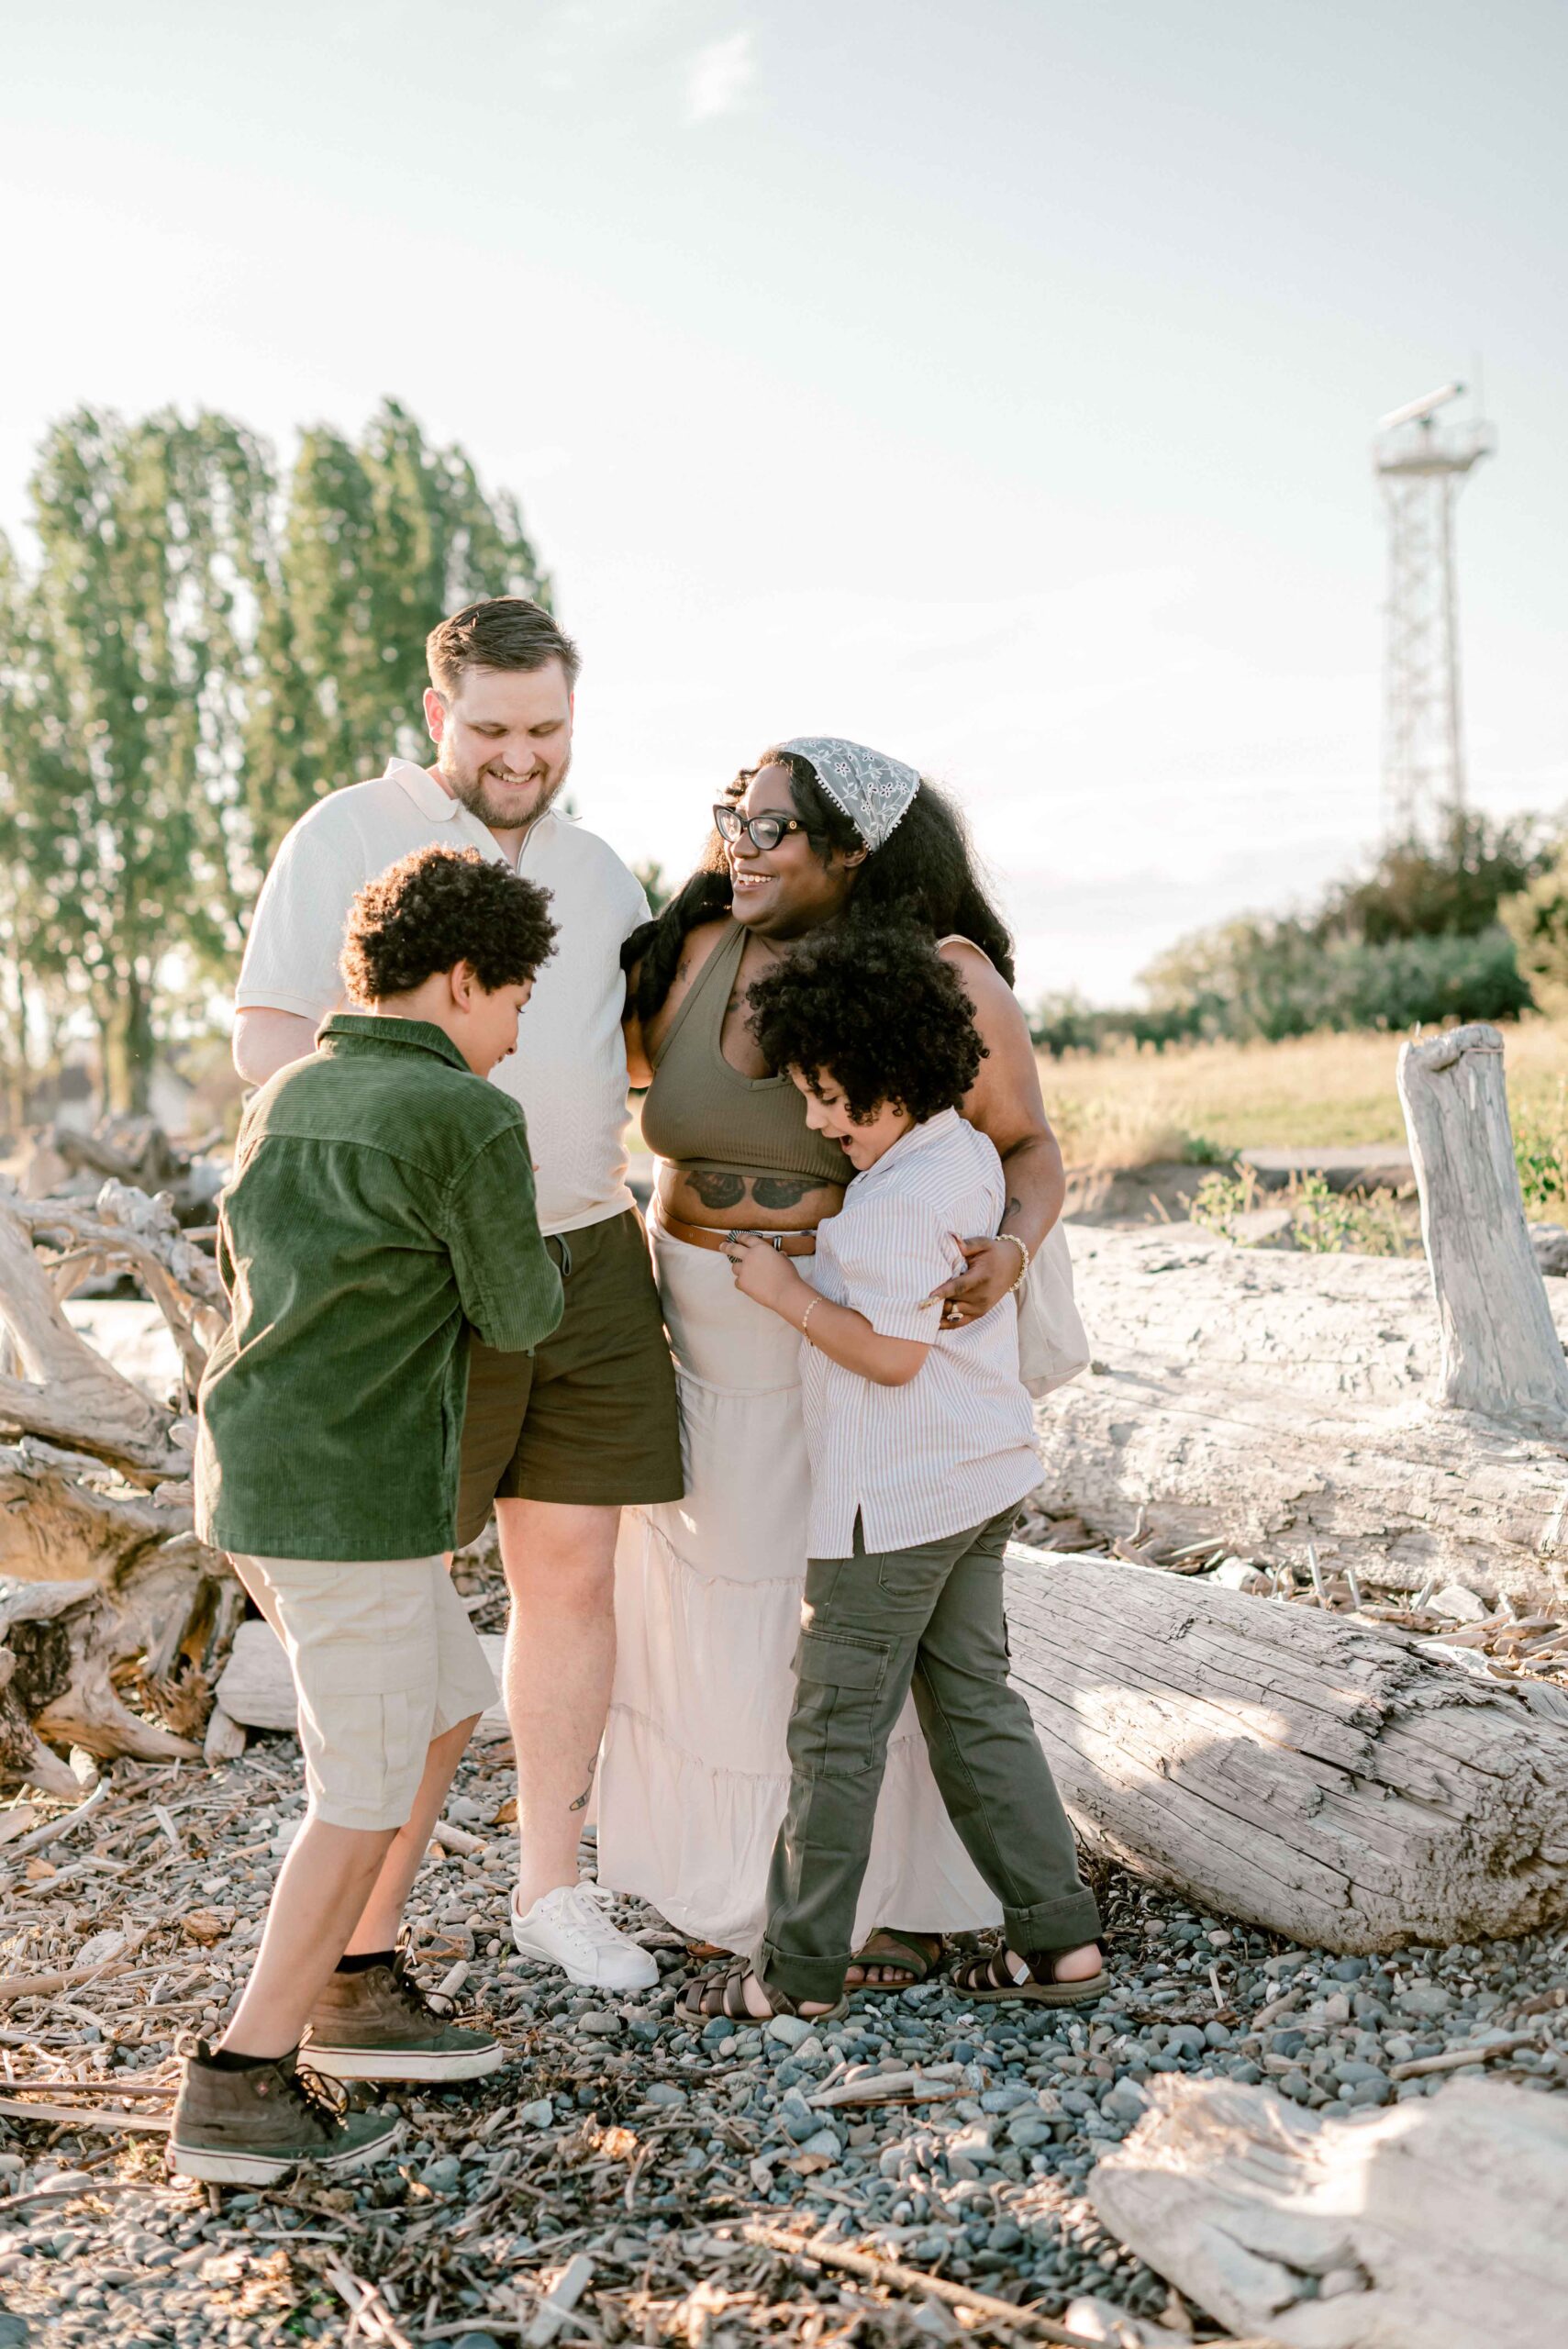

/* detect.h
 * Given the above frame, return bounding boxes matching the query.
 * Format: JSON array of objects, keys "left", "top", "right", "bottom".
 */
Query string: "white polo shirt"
[
  {"left": 235, "top": 759, "right": 649, "bottom": 1236},
  {"left": 802, "top": 1109, "right": 1040, "bottom": 1558}
]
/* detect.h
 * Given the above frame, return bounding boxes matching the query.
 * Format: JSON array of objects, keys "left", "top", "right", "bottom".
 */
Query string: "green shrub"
[
  {"left": 1188, "top": 1164, "right": 1417, "bottom": 1255},
  {"left": 1140, "top": 921, "right": 1529, "bottom": 1043},
  {"left": 1500, "top": 850, "right": 1568, "bottom": 1015},
  {"left": 1513, "top": 1084, "right": 1568, "bottom": 1213}
]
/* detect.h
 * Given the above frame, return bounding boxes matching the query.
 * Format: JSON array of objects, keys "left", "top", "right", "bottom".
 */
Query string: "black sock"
[
  {"left": 336, "top": 1948, "right": 395, "bottom": 1974},
  {"left": 206, "top": 2046, "right": 277, "bottom": 2072}
]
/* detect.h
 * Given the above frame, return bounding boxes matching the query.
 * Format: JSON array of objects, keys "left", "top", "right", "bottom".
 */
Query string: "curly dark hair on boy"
[
  {"left": 746, "top": 926, "right": 986, "bottom": 1125},
  {"left": 339, "top": 847, "right": 558, "bottom": 1004}
]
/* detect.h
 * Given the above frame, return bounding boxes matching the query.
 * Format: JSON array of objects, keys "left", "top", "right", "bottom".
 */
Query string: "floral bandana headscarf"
[{"left": 779, "top": 736, "right": 921, "bottom": 852}]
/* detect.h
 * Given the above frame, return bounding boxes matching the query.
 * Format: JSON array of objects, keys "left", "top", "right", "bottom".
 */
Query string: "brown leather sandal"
[
  {"left": 676, "top": 1962, "right": 846, "bottom": 2026},
  {"left": 846, "top": 1931, "right": 945, "bottom": 1989},
  {"left": 950, "top": 1943, "right": 1107, "bottom": 2006}
]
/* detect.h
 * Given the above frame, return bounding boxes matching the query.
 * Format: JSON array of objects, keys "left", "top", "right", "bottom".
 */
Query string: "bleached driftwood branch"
[
  {"left": 1089, "top": 2074, "right": 1568, "bottom": 2349},
  {"left": 0, "top": 1197, "right": 183, "bottom": 1480},
  {"left": 0, "top": 1179, "right": 239, "bottom": 1783}
]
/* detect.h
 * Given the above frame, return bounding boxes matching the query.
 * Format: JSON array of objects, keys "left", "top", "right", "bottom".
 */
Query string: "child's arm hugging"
[{"left": 728, "top": 1196, "right": 956, "bottom": 1388}]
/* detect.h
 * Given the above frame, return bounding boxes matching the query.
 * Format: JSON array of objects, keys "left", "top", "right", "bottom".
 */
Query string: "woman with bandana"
[{"left": 596, "top": 741, "right": 1078, "bottom": 1992}]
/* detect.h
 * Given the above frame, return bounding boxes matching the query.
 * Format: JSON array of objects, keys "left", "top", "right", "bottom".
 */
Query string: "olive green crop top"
[{"left": 639, "top": 921, "right": 850, "bottom": 1186}]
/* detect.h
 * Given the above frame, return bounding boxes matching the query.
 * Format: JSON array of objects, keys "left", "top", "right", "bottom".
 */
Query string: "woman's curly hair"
[
  {"left": 745, "top": 926, "right": 986, "bottom": 1125},
  {"left": 339, "top": 846, "right": 558, "bottom": 1004},
  {"left": 622, "top": 748, "right": 1015, "bottom": 1025}
]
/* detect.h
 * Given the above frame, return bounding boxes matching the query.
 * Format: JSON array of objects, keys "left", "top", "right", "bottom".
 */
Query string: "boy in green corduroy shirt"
[{"left": 175, "top": 846, "right": 562, "bottom": 2186}]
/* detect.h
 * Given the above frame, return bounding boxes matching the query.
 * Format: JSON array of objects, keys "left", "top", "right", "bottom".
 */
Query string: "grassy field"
[{"left": 1038, "top": 1019, "right": 1568, "bottom": 1170}]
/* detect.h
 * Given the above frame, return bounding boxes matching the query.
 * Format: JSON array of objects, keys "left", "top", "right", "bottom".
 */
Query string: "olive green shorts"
[{"left": 455, "top": 1207, "right": 683, "bottom": 1542}]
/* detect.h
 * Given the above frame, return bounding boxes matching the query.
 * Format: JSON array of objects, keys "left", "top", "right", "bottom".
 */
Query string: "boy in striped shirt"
[{"left": 676, "top": 928, "right": 1106, "bottom": 2026}]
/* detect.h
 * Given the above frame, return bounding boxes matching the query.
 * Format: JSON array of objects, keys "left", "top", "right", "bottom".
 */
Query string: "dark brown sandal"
[
  {"left": 675, "top": 1962, "right": 847, "bottom": 2026},
  {"left": 951, "top": 1943, "right": 1107, "bottom": 2007},
  {"left": 846, "top": 1931, "right": 945, "bottom": 1989}
]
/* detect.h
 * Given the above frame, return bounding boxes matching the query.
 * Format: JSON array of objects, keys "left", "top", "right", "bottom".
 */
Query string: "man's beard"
[{"left": 439, "top": 744, "right": 571, "bottom": 830}]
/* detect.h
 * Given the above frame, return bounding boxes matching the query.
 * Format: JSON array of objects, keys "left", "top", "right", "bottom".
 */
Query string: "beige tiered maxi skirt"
[{"left": 596, "top": 1207, "right": 1003, "bottom": 1953}]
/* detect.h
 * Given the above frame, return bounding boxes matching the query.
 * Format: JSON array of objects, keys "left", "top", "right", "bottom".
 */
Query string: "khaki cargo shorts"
[{"left": 230, "top": 1553, "right": 498, "bottom": 1831}]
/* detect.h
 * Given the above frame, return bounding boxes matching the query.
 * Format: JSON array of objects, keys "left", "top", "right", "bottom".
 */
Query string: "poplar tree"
[
  {"left": 21, "top": 408, "right": 274, "bottom": 1110},
  {"left": 244, "top": 398, "right": 550, "bottom": 863},
  {"left": 0, "top": 398, "right": 550, "bottom": 1113}
]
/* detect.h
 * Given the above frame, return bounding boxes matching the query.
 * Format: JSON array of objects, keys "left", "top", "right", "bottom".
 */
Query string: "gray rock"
[
  {"left": 1162, "top": 2025, "right": 1207, "bottom": 2059},
  {"left": 765, "top": 2014, "right": 814, "bottom": 2049},
  {"left": 1102, "top": 2079, "right": 1150, "bottom": 2124},
  {"left": 643, "top": 2082, "right": 686, "bottom": 2107},
  {"left": 576, "top": 2009, "right": 620, "bottom": 2036},
  {"left": 1529, "top": 1222, "right": 1568, "bottom": 1277},
  {"left": 1396, "top": 1982, "right": 1454, "bottom": 2021},
  {"left": 0, "top": 2319, "right": 29, "bottom": 2348},
  {"left": 421, "top": 2155, "right": 462, "bottom": 2193},
  {"left": 517, "top": 2097, "right": 554, "bottom": 2128},
  {"left": 979, "top": 2084, "right": 1034, "bottom": 2113}
]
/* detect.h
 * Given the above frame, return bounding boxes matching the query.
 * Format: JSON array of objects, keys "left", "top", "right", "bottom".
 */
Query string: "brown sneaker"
[
  {"left": 305, "top": 1949, "right": 506, "bottom": 2083},
  {"left": 169, "top": 2040, "right": 402, "bottom": 2186}
]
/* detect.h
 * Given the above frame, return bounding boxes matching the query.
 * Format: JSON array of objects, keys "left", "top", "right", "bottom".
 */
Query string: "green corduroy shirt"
[{"left": 195, "top": 1014, "right": 565, "bottom": 1562}]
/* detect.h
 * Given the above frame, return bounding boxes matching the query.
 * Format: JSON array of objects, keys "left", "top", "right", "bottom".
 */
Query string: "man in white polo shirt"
[{"left": 232, "top": 597, "right": 681, "bottom": 1992}]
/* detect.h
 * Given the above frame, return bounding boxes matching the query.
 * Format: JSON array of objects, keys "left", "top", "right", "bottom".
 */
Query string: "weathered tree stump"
[
  {"left": 1397, "top": 1021, "right": 1568, "bottom": 1433},
  {"left": 1005, "top": 1541, "right": 1568, "bottom": 1951},
  {"left": 1089, "top": 2074, "right": 1568, "bottom": 2349}
]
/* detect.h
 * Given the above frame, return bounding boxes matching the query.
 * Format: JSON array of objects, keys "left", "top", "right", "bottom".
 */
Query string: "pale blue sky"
[{"left": 3, "top": 0, "right": 1563, "bottom": 999}]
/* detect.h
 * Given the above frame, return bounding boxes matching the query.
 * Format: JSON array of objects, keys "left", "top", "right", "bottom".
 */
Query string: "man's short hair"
[
  {"left": 340, "top": 847, "right": 558, "bottom": 1004},
  {"left": 426, "top": 597, "right": 581, "bottom": 697}
]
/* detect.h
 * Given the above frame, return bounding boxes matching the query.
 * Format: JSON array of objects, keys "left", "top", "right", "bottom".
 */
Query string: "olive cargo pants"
[{"left": 752, "top": 1506, "right": 1102, "bottom": 2005}]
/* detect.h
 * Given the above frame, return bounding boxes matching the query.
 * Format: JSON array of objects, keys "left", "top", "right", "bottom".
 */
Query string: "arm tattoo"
[
  {"left": 752, "top": 1174, "right": 819, "bottom": 1208},
  {"left": 690, "top": 1168, "right": 748, "bottom": 1209},
  {"left": 1006, "top": 1196, "right": 1022, "bottom": 1221}
]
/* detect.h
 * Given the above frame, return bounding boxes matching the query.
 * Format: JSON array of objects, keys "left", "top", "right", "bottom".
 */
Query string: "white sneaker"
[{"left": 510, "top": 1882, "right": 659, "bottom": 1992}]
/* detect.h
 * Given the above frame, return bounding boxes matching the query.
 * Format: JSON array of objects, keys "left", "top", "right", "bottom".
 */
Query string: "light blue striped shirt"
[{"left": 801, "top": 1108, "right": 1040, "bottom": 1558}]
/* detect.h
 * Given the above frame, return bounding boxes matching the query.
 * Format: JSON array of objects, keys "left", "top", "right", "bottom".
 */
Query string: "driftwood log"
[
  {"left": 1034, "top": 1228, "right": 1568, "bottom": 1609},
  {"left": 41, "top": 1113, "right": 225, "bottom": 1228},
  {"left": 213, "top": 1536, "right": 1568, "bottom": 1952},
  {"left": 1004, "top": 1541, "right": 1568, "bottom": 1951},
  {"left": 1089, "top": 2074, "right": 1568, "bottom": 2349},
  {"left": 0, "top": 1180, "right": 234, "bottom": 1787},
  {"left": 1037, "top": 1025, "right": 1568, "bottom": 1609}
]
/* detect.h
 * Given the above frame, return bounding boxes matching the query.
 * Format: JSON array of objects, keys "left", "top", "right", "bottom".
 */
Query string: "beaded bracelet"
[
  {"left": 800, "top": 1298, "right": 821, "bottom": 1343},
  {"left": 999, "top": 1231, "right": 1031, "bottom": 1294}
]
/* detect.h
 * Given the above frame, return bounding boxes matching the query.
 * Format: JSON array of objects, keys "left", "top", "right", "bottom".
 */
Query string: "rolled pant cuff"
[
  {"left": 1005, "top": 1891, "right": 1103, "bottom": 1952},
  {"left": 752, "top": 1936, "right": 851, "bottom": 2008}
]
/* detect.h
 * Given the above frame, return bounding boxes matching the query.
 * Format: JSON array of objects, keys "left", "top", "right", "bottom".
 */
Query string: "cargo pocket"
[{"left": 788, "top": 1631, "right": 889, "bottom": 1776}]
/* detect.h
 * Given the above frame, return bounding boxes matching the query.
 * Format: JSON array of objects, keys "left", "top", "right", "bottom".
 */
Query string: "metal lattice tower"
[{"left": 1373, "top": 383, "right": 1496, "bottom": 841}]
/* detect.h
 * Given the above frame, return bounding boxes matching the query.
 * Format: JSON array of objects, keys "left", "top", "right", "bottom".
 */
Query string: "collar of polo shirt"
[{"left": 384, "top": 757, "right": 575, "bottom": 836}]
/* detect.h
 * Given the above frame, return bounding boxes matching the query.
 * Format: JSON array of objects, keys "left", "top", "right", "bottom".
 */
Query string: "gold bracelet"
[
  {"left": 800, "top": 1298, "right": 821, "bottom": 1342},
  {"left": 999, "top": 1231, "right": 1031, "bottom": 1294}
]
